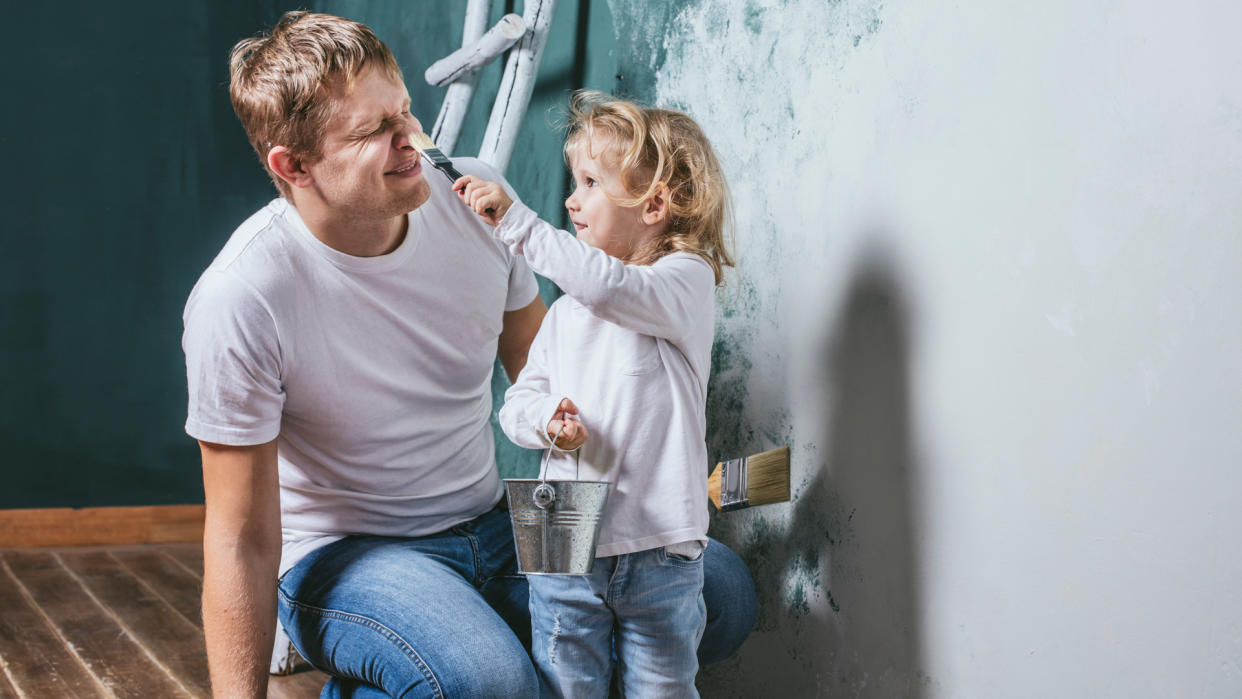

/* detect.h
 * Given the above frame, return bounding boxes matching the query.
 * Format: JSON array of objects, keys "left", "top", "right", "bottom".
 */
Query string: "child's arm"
[
  {"left": 497, "top": 314, "right": 589, "bottom": 451},
  {"left": 456, "top": 176, "right": 714, "bottom": 345}
]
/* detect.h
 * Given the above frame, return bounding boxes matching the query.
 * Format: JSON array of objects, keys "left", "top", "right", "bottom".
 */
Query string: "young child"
[{"left": 456, "top": 90, "right": 735, "bottom": 698}]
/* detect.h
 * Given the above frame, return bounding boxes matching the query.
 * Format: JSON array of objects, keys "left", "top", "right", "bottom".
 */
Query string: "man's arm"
[
  {"left": 199, "top": 439, "right": 281, "bottom": 699},
  {"left": 497, "top": 295, "right": 546, "bottom": 382}
]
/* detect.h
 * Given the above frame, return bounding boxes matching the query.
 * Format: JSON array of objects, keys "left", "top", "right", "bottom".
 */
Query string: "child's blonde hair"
[{"left": 564, "top": 91, "right": 735, "bottom": 285}]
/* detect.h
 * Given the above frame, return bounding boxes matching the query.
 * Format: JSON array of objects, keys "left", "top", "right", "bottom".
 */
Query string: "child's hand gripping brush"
[
  {"left": 707, "top": 446, "right": 791, "bottom": 511},
  {"left": 408, "top": 132, "right": 497, "bottom": 217}
]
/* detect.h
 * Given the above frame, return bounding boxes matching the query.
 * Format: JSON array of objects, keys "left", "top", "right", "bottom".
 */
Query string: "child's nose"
[{"left": 565, "top": 191, "right": 579, "bottom": 212}]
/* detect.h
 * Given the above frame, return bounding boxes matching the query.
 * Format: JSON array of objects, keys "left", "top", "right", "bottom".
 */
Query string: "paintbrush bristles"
[
  {"left": 744, "top": 445, "right": 791, "bottom": 507},
  {"left": 408, "top": 131, "right": 451, "bottom": 168},
  {"left": 408, "top": 131, "right": 437, "bottom": 154},
  {"left": 707, "top": 445, "right": 791, "bottom": 511}
]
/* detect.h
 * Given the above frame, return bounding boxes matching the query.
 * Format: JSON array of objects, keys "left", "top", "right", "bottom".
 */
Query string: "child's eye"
[{"left": 585, "top": 178, "right": 597, "bottom": 188}]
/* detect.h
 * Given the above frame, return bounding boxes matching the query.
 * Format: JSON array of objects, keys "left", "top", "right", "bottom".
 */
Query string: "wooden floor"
[{"left": 0, "top": 543, "right": 329, "bottom": 698}]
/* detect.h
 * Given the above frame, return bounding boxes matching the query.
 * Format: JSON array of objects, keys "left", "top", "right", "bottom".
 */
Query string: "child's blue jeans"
[
  {"left": 527, "top": 547, "right": 706, "bottom": 699},
  {"left": 276, "top": 503, "right": 751, "bottom": 698}
]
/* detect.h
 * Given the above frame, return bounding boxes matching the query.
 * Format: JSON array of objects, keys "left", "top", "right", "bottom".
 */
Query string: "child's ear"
[
  {"left": 267, "top": 146, "right": 314, "bottom": 189},
  {"left": 641, "top": 183, "right": 671, "bottom": 226}
]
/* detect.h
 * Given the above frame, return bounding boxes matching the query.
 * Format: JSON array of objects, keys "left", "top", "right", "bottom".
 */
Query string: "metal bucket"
[
  {"left": 504, "top": 478, "right": 609, "bottom": 575},
  {"left": 504, "top": 421, "right": 609, "bottom": 575}
]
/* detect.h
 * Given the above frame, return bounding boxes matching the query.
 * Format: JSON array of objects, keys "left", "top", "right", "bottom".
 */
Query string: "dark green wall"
[
  {"left": 1, "top": 2, "right": 283, "bottom": 507},
  {"left": 1, "top": 1, "right": 621, "bottom": 508}
]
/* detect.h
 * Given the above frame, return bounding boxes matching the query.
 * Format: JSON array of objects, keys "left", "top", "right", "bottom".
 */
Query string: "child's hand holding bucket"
[{"left": 547, "top": 397, "right": 588, "bottom": 451}]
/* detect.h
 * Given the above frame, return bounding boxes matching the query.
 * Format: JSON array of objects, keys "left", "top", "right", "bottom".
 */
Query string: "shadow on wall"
[
  {"left": 820, "top": 254, "right": 924, "bottom": 696},
  {"left": 702, "top": 252, "right": 925, "bottom": 697}
]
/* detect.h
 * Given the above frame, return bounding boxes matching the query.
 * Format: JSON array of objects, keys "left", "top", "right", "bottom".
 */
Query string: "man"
[{"left": 184, "top": 11, "right": 755, "bottom": 697}]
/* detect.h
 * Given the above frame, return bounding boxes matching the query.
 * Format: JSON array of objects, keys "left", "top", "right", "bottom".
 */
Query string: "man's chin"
[{"left": 395, "top": 179, "right": 431, "bottom": 215}]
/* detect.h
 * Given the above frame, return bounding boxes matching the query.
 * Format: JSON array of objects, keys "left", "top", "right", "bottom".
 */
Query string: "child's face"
[{"left": 564, "top": 143, "right": 658, "bottom": 261}]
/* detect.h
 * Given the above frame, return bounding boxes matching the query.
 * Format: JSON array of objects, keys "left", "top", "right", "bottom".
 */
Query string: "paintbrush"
[
  {"left": 408, "top": 132, "right": 494, "bottom": 214},
  {"left": 707, "top": 445, "right": 790, "bottom": 512},
  {"left": 409, "top": 131, "right": 464, "bottom": 182}
]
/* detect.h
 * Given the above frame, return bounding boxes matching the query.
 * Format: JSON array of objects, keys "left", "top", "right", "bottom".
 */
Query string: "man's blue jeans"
[
  {"left": 528, "top": 547, "right": 706, "bottom": 698},
  {"left": 277, "top": 503, "right": 756, "bottom": 698}
]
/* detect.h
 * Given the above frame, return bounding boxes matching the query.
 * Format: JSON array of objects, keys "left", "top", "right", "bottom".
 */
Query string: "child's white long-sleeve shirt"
[{"left": 495, "top": 202, "right": 715, "bottom": 556}]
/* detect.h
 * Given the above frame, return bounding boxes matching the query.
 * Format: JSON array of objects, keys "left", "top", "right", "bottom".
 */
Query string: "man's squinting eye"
[{"left": 364, "top": 110, "right": 411, "bottom": 138}]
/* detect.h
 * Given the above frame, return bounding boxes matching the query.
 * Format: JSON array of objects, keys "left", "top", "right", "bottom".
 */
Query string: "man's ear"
[
  {"left": 267, "top": 146, "right": 314, "bottom": 189},
  {"left": 641, "top": 182, "right": 671, "bottom": 226}
]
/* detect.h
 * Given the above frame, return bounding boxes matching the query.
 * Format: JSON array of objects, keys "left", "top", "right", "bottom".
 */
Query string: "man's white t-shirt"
[{"left": 182, "top": 158, "right": 538, "bottom": 575}]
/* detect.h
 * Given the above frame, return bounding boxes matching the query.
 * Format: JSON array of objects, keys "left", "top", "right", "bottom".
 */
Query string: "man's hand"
[
  {"left": 455, "top": 175, "right": 513, "bottom": 226},
  {"left": 547, "top": 397, "right": 589, "bottom": 450}
]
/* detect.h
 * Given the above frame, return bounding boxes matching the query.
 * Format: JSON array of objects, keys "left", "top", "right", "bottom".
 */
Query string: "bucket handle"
[{"left": 533, "top": 419, "right": 582, "bottom": 509}]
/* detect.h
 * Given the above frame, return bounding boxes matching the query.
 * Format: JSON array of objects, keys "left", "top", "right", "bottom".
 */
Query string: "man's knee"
[
  {"left": 699, "top": 538, "right": 758, "bottom": 665},
  {"left": 431, "top": 645, "right": 538, "bottom": 699}
]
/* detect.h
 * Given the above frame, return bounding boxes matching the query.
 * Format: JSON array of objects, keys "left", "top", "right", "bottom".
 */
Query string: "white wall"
[{"left": 647, "top": 1, "right": 1242, "bottom": 696}]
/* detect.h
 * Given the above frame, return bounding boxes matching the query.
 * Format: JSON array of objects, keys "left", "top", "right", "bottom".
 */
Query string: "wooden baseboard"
[{"left": 0, "top": 505, "right": 205, "bottom": 548}]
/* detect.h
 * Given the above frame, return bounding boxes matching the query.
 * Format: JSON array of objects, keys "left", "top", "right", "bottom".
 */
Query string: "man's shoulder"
[
  {"left": 185, "top": 199, "right": 300, "bottom": 321},
  {"left": 212, "top": 198, "right": 297, "bottom": 267},
  {"left": 449, "top": 156, "right": 503, "bottom": 181}
]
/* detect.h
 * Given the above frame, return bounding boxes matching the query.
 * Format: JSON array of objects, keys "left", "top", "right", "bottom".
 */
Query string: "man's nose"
[{"left": 396, "top": 117, "right": 423, "bottom": 149}]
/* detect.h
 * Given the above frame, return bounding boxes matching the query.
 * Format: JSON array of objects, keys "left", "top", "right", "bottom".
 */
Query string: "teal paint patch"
[
  {"left": 706, "top": 276, "right": 794, "bottom": 465},
  {"left": 827, "top": 589, "right": 841, "bottom": 613},
  {"left": 603, "top": 0, "right": 683, "bottom": 100},
  {"left": 785, "top": 549, "right": 822, "bottom": 616},
  {"left": 789, "top": 580, "right": 809, "bottom": 615},
  {"left": 852, "top": 8, "right": 884, "bottom": 46},
  {"left": 705, "top": 328, "right": 755, "bottom": 461},
  {"left": 744, "top": 1, "right": 765, "bottom": 35}
]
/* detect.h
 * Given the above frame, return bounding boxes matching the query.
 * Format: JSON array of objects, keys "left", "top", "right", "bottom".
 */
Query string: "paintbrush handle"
[{"left": 438, "top": 163, "right": 465, "bottom": 182}]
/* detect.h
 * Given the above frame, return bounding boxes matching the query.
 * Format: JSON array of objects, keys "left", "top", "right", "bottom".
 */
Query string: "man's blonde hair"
[
  {"left": 228, "top": 11, "right": 403, "bottom": 196},
  {"left": 564, "top": 91, "right": 736, "bottom": 285}
]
